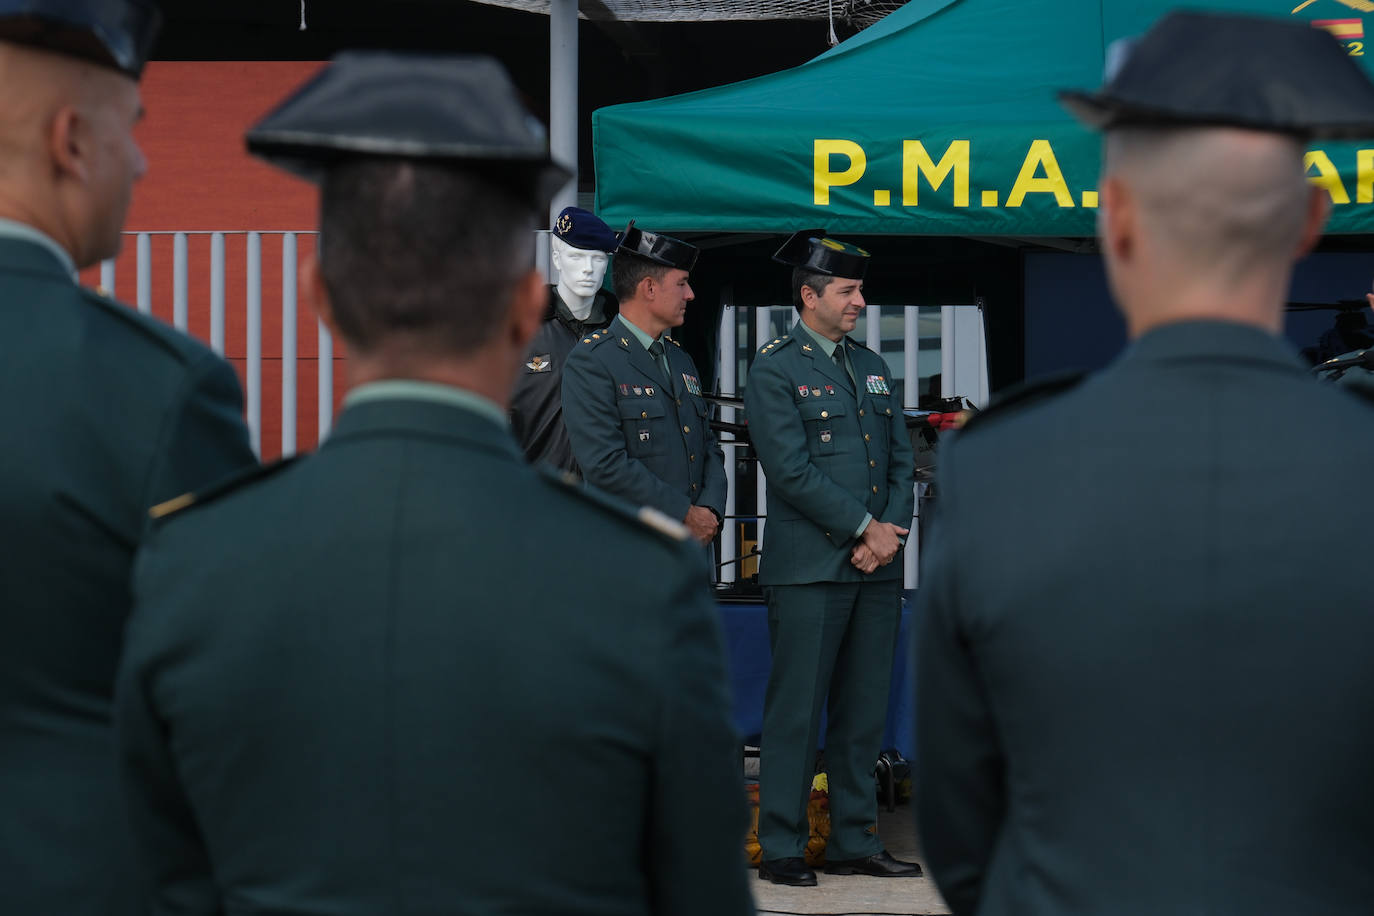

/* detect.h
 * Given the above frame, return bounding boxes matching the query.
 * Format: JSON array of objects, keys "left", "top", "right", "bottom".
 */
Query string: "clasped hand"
[{"left": 850, "top": 520, "right": 909, "bottom": 574}]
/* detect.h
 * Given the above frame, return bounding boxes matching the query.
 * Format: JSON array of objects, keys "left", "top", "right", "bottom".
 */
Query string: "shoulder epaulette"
[
  {"left": 958, "top": 371, "right": 1085, "bottom": 434},
  {"left": 757, "top": 336, "right": 793, "bottom": 357},
  {"left": 149, "top": 455, "right": 300, "bottom": 522},
  {"left": 667, "top": 336, "right": 681, "bottom": 347},
  {"left": 538, "top": 466, "right": 690, "bottom": 543},
  {"left": 579, "top": 328, "right": 623, "bottom": 348}
]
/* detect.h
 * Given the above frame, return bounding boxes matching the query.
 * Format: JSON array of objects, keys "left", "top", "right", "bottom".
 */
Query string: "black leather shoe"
[
  {"left": 823, "top": 850, "right": 923, "bottom": 877},
  {"left": 758, "top": 857, "right": 818, "bottom": 886}
]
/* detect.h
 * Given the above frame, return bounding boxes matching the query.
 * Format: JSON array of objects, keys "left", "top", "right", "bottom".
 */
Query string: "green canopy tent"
[{"left": 593, "top": 0, "right": 1374, "bottom": 237}]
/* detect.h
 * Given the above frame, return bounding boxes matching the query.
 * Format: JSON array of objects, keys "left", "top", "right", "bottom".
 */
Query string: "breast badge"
[
  {"left": 797, "top": 385, "right": 810, "bottom": 398},
  {"left": 865, "top": 375, "right": 891, "bottom": 396},
  {"left": 525, "top": 354, "right": 552, "bottom": 373},
  {"left": 682, "top": 373, "right": 703, "bottom": 396}
]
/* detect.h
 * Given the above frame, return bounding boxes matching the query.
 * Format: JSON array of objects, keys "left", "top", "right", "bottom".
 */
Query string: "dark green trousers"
[{"left": 758, "top": 579, "right": 902, "bottom": 861}]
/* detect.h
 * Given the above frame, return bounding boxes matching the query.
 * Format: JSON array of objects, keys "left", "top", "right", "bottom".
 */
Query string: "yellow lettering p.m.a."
[
  {"left": 1006, "top": 140, "right": 1075, "bottom": 208},
  {"left": 813, "top": 139, "right": 866, "bottom": 206},
  {"left": 902, "top": 140, "right": 970, "bottom": 207}
]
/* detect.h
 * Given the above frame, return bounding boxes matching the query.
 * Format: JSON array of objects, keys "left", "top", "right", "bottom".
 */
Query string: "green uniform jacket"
[
  {"left": 917, "top": 321, "right": 1374, "bottom": 916},
  {"left": 116, "top": 396, "right": 753, "bottom": 916},
  {"left": 562, "top": 314, "right": 726, "bottom": 521},
  {"left": 744, "top": 321, "right": 915, "bottom": 584},
  {"left": 0, "top": 237, "right": 255, "bottom": 916}
]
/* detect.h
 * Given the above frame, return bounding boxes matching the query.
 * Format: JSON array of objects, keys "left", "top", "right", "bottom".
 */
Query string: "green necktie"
[
  {"left": 648, "top": 340, "right": 670, "bottom": 385},
  {"left": 832, "top": 344, "right": 854, "bottom": 386}
]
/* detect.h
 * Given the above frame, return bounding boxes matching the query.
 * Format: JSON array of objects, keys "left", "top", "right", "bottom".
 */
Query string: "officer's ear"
[
  {"left": 637, "top": 273, "right": 656, "bottom": 301},
  {"left": 507, "top": 267, "right": 546, "bottom": 351},
  {"left": 1295, "top": 183, "right": 1330, "bottom": 259},
  {"left": 300, "top": 251, "right": 339, "bottom": 340},
  {"left": 1099, "top": 175, "right": 1135, "bottom": 265},
  {"left": 49, "top": 104, "right": 87, "bottom": 183},
  {"left": 798, "top": 282, "right": 818, "bottom": 312}
]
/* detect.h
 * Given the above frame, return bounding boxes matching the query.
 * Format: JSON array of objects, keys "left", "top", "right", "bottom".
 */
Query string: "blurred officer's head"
[
  {"left": 247, "top": 52, "right": 568, "bottom": 395},
  {"left": 0, "top": 0, "right": 160, "bottom": 267},
  {"left": 1060, "top": 11, "right": 1374, "bottom": 337}
]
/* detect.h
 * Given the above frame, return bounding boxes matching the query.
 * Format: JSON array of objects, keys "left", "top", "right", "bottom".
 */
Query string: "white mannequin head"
[{"left": 551, "top": 235, "right": 610, "bottom": 318}]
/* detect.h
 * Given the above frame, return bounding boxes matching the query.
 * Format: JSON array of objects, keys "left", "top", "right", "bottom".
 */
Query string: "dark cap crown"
[
  {"left": 246, "top": 51, "right": 570, "bottom": 207},
  {"left": 0, "top": 0, "right": 161, "bottom": 77},
  {"left": 553, "top": 206, "right": 618, "bottom": 252},
  {"left": 617, "top": 221, "right": 698, "bottom": 271},
  {"left": 1059, "top": 10, "right": 1374, "bottom": 138},
  {"left": 773, "top": 229, "right": 870, "bottom": 279}
]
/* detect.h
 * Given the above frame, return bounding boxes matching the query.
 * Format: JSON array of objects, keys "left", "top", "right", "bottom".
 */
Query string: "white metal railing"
[{"left": 100, "top": 230, "right": 330, "bottom": 461}]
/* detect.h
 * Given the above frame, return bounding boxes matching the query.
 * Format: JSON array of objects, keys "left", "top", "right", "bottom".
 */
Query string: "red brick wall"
[{"left": 79, "top": 61, "right": 342, "bottom": 460}]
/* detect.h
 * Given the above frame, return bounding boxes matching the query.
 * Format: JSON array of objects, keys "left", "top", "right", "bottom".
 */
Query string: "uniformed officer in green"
[
  {"left": 115, "top": 53, "right": 753, "bottom": 916},
  {"left": 562, "top": 223, "right": 726, "bottom": 544},
  {"left": 917, "top": 12, "right": 1374, "bottom": 916},
  {"left": 744, "top": 231, "right": 917, "bottom": 886},
  {"left": 0, "top": 4, "right": 256, "bottom": 915}
]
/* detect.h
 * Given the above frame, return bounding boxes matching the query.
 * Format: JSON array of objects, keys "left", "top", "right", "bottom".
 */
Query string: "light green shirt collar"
[
  {"left": 343, "top": 380, "right": 509, "bottom": 428},
  {"left": 618, "top": 314, "right": 663, "bottom": 351},
  {"left": 798, "top": 319, "right": 843, "bottom": 359},
  {"left": 0, "top": 218, "right": 77, "bottom": 280}
]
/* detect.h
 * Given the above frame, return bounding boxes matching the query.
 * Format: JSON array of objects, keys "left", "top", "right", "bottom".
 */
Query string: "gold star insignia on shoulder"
[
  {"left": 669, "top": 337, "right": 681, "bottom": 347},
  {"left": 581, "top": 337, "right": 591, "bottom": 343}
]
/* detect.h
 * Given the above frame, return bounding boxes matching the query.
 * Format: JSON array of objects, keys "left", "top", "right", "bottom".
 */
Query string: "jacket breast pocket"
[
  {"left": 618, "top": 397, "right": 667, "bottom": 458},
  {"left": 797, "top": 399, "right": 846, "bottom": 456}
]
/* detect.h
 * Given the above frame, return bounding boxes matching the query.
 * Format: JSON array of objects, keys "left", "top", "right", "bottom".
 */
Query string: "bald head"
[
  {"left": 1098, "top": 126, "right": 1326, "bottom": 336},
  {"left": 0, "top": 41, "right": 145, "bottom": 267}
]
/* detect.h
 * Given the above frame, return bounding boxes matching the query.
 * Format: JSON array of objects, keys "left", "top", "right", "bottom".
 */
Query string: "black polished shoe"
[
  {"left": 823, "top": 850, "right": 923, "bottom": 877},
  {"left": 758, "top": 856, "right": 818, "bottom": 886}
]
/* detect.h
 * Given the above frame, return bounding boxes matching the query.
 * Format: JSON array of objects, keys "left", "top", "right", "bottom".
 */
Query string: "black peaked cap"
[
  {"left": 0, "top": 0, "right": 160, "bottom": 78},
  {"left": 246, "top": 51, "right": 570, "bottom": 207},
  {"left": 1060, "top": 10, "right": 1374, "bottom": 139},
  {"left": 618, "top": 221, "right": 698, "bottom": 271},
  {"left": 773, "top": 229, "right": 870, "bottom": 280}
]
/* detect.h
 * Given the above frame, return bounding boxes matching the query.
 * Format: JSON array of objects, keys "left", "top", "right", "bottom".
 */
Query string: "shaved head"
[
  {"left": 1098, "top": 126, "right": 1326, "bottom": 336},
  {"left": 1104, "top": 128, "right": 1310, "bottom": 280},
  {"left": 0, "top": 41, "right": 145, "bottom": 266}
]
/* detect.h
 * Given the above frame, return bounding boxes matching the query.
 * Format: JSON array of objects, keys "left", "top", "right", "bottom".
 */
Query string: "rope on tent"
[
  {"left": 827, "top": 0, "right": 839, "bottom": 46},
  {"left": 300, "top": 0, "right": 307, "bottom": 30}
]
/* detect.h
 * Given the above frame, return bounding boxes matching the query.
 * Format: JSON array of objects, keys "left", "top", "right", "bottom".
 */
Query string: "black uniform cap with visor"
[
  {"left": 616, "top": 220, "right": 699, "bottom": 272},
  {"left": 245, "top": 51, "right": 571, "bottom": 211},
  {"left": 0, "top": 0, "right": 161, "bottom": 79},
  {"left": 772, "top": 228, "right": 870, "bottom": 280}
]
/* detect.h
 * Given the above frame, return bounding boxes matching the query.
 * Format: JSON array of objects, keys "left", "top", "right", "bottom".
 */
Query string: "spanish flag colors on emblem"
[{"left": 1312, "top": 18, "right": 1365, "bottom": 39}]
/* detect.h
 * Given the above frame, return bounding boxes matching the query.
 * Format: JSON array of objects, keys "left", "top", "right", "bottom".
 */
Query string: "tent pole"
[{"left": 549, "top": 0, "right": 578, "bottom": 225}]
